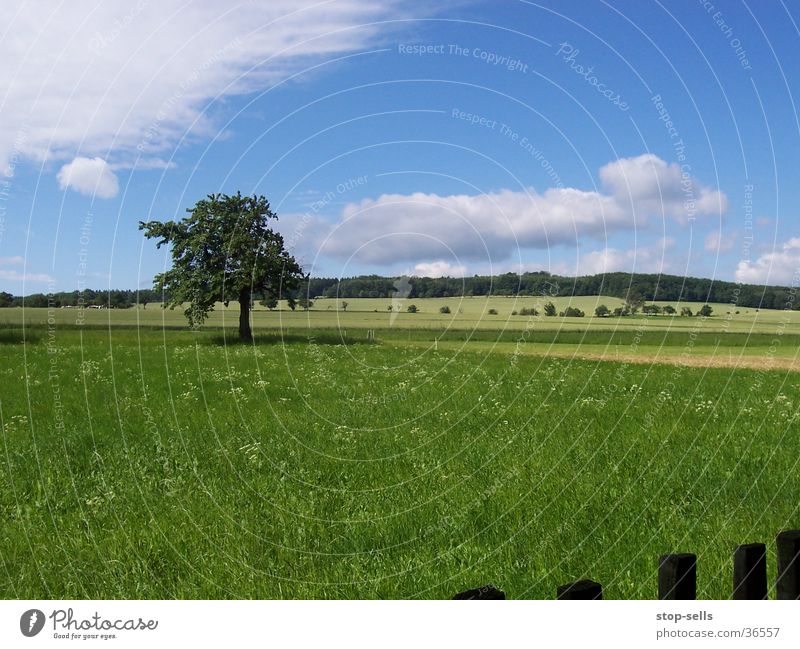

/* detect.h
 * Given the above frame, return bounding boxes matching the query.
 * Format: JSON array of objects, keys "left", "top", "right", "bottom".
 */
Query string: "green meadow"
[
  {"left": 6, "top": 295, "right": 800, "bottom": 334},
  {"left": 1, "top": 304, "right": 799, "bottom": 598}
]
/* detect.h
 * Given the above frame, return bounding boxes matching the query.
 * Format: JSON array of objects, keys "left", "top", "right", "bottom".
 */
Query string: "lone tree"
[
  {"left": 260, "top": 294, "right": 279, "bottom": 310},
  {"left": 624, "top": 292, "right": 645, "bottom": 314},
  {"left": 139, "top": 192, "right": 304, "bottom": 341}
]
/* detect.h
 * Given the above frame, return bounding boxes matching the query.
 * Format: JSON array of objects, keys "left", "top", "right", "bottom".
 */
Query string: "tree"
[
  {"left": 109, "top": 292, "right": 131, "bottom": 309},
  {"left": 680, "top": 306, "right": 693, "bottom": 317},
  {"left": 341, "top": 301, "right": 348, "bottom": 311},
  {"left": 439, "top": 305, "right": 451, "bottom": 314},
  {"left": 698, "top": 304, "right": 713, "bottom": 317},
  {"left": 662, "top": 305, "right": 676, "bottom": 315},
  {"left": 0, "top": 291, "right": 14, "bottom": 307},
  {"left": 287, "top": 297, "right": 298, "bottom": 311},
  {"left": 488, "top": 308, "right": 498, "bottom": 315},
  {"left": 642, "top": 304, "right": 662, "bottom": 315},
  {"left": 543, "top": 301, "right": 557, "bottom": 316},
  {"left": 561, "top": 306, "right": 585, "bottom": 317},
  {"left": 625, "top": 292, "right": 645, "bottom": 314},
  {"left": 260, "top": 294, "right": 279, "bottom": 310},
  {"left": 594, "top": 304, "right": 610, "bottom": 317},
  {"left": 139, "top": 192, "right": 304, "bottom": 341},
  {"left": 407, "top": 304, "right": 418, "bottom": 313},
  {"left": 299, "top": 296, "right": 313, "bottom": 311}
]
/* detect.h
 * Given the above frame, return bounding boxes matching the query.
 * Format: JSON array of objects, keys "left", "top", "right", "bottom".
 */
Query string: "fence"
[{"left": 453, "top": 529, "right": 800, "bottom": 600}]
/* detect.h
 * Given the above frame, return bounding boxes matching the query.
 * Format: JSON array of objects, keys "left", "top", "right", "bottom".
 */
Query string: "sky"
[{"left": 1, "top": 0, "right": 800, "bottom": 293}]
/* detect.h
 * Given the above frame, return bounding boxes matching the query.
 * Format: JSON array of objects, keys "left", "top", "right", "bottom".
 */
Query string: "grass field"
[
  {"left": 4, "top": 295, "right": 800, "bottom": 335},
  {"left": 2, "top": 316, "right": 799, "bottom": 599}
]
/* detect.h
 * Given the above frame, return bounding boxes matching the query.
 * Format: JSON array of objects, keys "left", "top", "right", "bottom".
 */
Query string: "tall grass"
[{"left": 1, "top": 328, "right": 798, "bottom": 598}]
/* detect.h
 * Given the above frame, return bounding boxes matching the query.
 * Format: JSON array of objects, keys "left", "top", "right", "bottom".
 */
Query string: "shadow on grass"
[
  {"left": 207, "top": 331, "right": 378, "bottom": 346},
  {"left": 0, "top": 328, "right": 41, "bottom": 344}
]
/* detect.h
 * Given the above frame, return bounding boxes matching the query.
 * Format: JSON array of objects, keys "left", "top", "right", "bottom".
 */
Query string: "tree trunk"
[{"left": 238, "top": 289, "right": 252, "bottom": 341}]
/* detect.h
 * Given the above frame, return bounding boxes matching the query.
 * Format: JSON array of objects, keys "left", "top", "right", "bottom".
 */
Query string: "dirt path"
[
  {"left": 395, "top": 340, "right": 800, "bottom": 372},
  {"left": 539, "top": 348, "right": 800, "bottom": 372}
]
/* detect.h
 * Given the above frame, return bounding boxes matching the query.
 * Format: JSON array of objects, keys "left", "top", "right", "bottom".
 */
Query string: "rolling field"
[
  {"left": 1, "top": 323, "right": 799, "bottom": 599},
  {"left": 4, "top": 295, "right": 800, "bottom": 334},
  {"left": 5, "top": 297, "right": 800, "bottom": 374}
]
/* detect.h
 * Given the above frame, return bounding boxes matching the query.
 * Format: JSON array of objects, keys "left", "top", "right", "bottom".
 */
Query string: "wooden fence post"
[
  {"left": 658, "top": 553, "right": 697, "bottom": 599},
  {"left": 776, "top": 530, "right": 800, "bottom": 600},
  {"left": 453, "top": 584, "right": 505, "bottom": 600},
  {"left": 557, "top": 580, "right": 602, "bottom": 600},
  {"left": 733, "top": 543, "right": 767, "bottom": 599}
]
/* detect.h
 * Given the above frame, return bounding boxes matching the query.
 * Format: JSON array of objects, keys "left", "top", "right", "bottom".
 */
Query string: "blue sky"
[{"left": 1, "top": 0, "right": 799, "bottom": 293}]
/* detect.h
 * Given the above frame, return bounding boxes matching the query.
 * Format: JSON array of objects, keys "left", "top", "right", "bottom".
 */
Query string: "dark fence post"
[
  {"left": 659, "top": 553, "right": 697, "bottom": 600},
  {"left": 453, "top": 584, "right": 505, "bottom": 600},
  {"left": 557, "top": 580, "right": 602, "bottom": 600},
  {"left": 733, "top": 543, "right": 767, "bottom": 599},
  {"left": 776, "top": 530, "right": 800, "bottom": 600}
]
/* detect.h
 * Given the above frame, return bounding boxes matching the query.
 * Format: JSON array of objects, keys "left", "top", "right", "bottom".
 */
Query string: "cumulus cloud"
[
  {"left": 599, "top": 154, "right": 727, "bottom": 222},
  {"left": 320, "top": 155, "right": 726, "bottom": 265},
  {"left": 0, "top": 1, "right": 409, "bottom": 173},
  {"left": 735, "top": 238, "right": 800, "bottom": 285},
  {"left": 0, "top": 269, "right": 53, "bottom": 283},
  {"left": 554, "top": 238, "right": 676, "bottom": 276},
  {"left": 411, "top": 261, "right": 468, "bottom": 277},
  {"left": 0, "top": 255, "right": 52, "bottom": 282},
  {"left": 57, "top": 157, "right": 119, "bottom": 198},
  {"left": 323, "top": 188, "right": 628, "bottom": 264},
  {"left": 0, "top": 256, "right": 25, "bottom": 266}
]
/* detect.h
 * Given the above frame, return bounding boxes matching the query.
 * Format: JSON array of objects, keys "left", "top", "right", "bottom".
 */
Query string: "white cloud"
[
  {"left": 704, "top": 230, "right": 736, "bottom": 253},
  {"left": 112, "top": 158, "right": 176, "bottom": 171},
  {"left": 322, "top": 187, "right": 627, "bottom": 264},
  {"left": 599, "top": 154, "right": 727, "bottom": 222},
  {"left": 57, "top": 157, "right": 119, "bottom": 198},
  {"left": 411, "top": 261, "right": 467, "bottom": 277},
  {"left": 0, "top": 1, "right": 408, "bottom": 173},
  {"left": 320, "top": 155, "right": 726, "bottom": 265},
  {"left": 735, "top": 237, "right": 800, "bottom": 285},
  {"left": 0, "top": 254, "right": 51, "bottom": 282},
  {"left": 0, "top": 256, "right": 25, "bottom": 265},
  {"left": 0, "top": 269, "right": 53, "bottom": 283},
  {"left": 555, "top": 238, "right": 676, "bottom": 276}
]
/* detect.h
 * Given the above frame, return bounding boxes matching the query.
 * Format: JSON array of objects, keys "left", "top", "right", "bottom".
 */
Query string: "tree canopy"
[
  {"left": 299, "top": 271, "right": 797, "bottom": 310},
  {"left": 139, "top": 192, "right": 304, "bottom": 340}
]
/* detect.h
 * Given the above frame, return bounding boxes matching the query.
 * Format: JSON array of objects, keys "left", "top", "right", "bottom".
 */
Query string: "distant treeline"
[
  {"left": 306, "top": 271, "right": 798, "bottom": 310},
  {"left": 0, "top": 289, "right": 163, "bottom": 309},
  {"left": 2, "top": 271, "right": 797, "bottom": 310}
]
